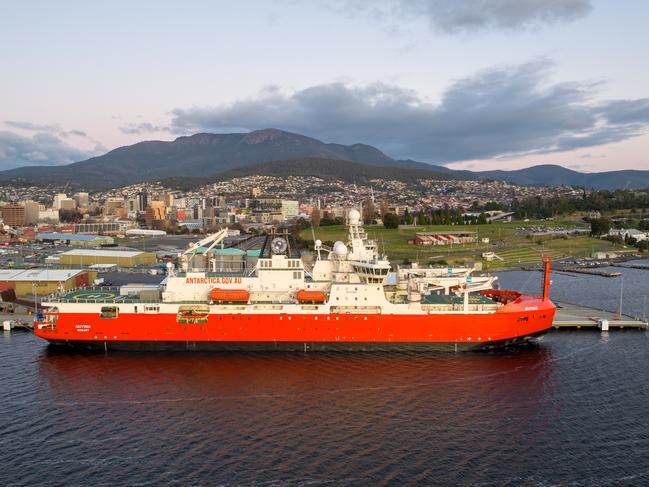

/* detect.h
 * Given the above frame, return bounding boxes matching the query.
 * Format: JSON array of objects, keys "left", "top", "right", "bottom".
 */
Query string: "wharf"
[
  {"left": 613, "top": 263, "right": 649, "bottom": 271},
  {"left": 1, "top": 312, "right": 34, "bottom": 331},
  {"left": 554, "top": 267, "right": 622, "bottom": 278},
  {"left": 553, "top": 301, "right": 647, "bottom": 330}
]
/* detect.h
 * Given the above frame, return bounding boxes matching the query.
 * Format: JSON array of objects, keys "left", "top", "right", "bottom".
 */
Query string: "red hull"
[{"left": 35, "top": 296, "right": 555, "bottom": 351}]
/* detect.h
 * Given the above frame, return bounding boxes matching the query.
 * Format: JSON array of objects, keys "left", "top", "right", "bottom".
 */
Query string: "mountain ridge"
[
  {"left": 0, "top": 128, "right": 647, "bottom": 190},
  {"left": 162, "top": 157, "right": 457, "bottom": 190}
]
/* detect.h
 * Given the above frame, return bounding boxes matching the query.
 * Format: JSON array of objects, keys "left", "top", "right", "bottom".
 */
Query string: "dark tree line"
[{"left": 510, "top": 190, "right": 649, "bottom": 219}]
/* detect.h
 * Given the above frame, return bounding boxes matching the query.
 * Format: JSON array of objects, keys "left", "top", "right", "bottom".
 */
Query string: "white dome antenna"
[
  {"left": 333, "top": 241, "right": 348, "bottom": 257},
  {"left": 348, "top": 209, "right": 361, "bottom": 225}
]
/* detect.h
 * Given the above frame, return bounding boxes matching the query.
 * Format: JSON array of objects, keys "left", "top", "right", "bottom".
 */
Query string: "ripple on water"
[{"left": 2, "top": 305, "right": 649, "bottom": 485}]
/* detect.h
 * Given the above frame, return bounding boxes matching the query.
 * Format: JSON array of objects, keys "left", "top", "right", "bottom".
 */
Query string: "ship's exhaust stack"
[{"left": 542, "top": 257, "right": 552, "bottom": 301}]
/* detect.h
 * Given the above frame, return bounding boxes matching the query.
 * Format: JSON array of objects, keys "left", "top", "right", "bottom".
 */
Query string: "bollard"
[{"left": 598, "top": 319, "right": 609, "bottom": 331}]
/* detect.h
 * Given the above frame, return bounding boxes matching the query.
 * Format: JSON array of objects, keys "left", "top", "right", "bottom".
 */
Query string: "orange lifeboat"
[
  {"left": 210, "top": 288, "right": 250, "bottom": 303},
  {"left": 296, "top": 290, "right": 327, "bottom": 303}
]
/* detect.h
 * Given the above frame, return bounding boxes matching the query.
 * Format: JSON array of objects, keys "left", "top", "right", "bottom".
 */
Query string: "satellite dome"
[
  {"left": 333, "top": 241, "right": 348, "bottom": 256},
  {"left": 348, "top": 209, "right": 361, "bottom": 224}
]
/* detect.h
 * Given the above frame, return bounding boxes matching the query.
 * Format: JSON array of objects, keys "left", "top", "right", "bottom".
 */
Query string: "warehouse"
[
  {"left": 412, "top": 231, "right": 477, "bottom": 246},
  {"left": 0, "top": 269, "right": 97, "bottom": 296},
  {"left": 58, "top": 249, "right": 156, "bottom": 268},
  {"left": 36, "top": 233, "right": 114, "bottom": 247}
]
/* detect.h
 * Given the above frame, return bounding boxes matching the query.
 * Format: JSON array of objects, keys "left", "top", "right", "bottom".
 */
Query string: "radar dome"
[
  {"left": 315, "top": 239, "right": 322, "bottom": 247},
  {"left": 333, "top": 241, "right": 348, "bottom": 256},
  {"left": 348, "top": 209, "right": 361, "bottom": 224}
]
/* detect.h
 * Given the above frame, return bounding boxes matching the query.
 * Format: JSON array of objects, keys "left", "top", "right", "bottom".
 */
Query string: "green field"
[{"left": 303, "top": 219, "right": 620, "bottom": 270}]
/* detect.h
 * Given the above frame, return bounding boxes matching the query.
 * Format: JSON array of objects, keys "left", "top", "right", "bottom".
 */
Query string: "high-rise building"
[
  {"left": 59, "top": 198, "right": 77, "bottom": 211},
  {"left": 21, "top": 200, "right": 40, "bottom": 224},
  {"left": 281, "top": 200, "right": 299, "bottom": 219},
  {"left": 105, "top": 197, "right": 124, "bottom": 215},
  {"left": 73, "top": 192, "right": 90, "bottom": 208},
  {"left": 207, "top": 196, "right": 227, "bottom": 208},
  {"left": 127, "top": 198, "right": 139, "bottom": 213},
  {"left": 53, "top": 193, "right": 68, "bottom": 209},
  {"left": 145, "top": 201, "right": 166, "bottom": 227},
  {"left": 1, "top": 204, "right": 26, "bottom": 226},
  {"left": 136, "top": 192, "right": 148, "bottom": 212}
]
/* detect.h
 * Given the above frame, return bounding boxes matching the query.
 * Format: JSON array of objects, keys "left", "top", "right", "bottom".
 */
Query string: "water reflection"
[{"left": 29, "top": 347, "right": 559, "bottom": 483}]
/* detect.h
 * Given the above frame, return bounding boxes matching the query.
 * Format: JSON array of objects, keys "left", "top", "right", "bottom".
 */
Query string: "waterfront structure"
[
  {"left": 0, "top": 269, "right": 95, "bottom": 296},
  {"left": 58, "top": 249, "right": 156, "bottom": 268},
  {"left": 36, "top": 233, "right": 114, "bottom": 246},
  {"left": 35, "top": 210, "right": 555, "bottom": 351},
  {"left": 74, "top": 222, "right": 133, "bottom": 234},
  {"left": 125, "top": 229, "right": 167, "bottom": 237}
]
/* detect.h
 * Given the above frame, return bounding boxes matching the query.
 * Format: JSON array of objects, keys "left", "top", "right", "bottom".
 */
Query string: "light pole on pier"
[{"left": 617, "top": 275, "right": 624, "bottom": 319}]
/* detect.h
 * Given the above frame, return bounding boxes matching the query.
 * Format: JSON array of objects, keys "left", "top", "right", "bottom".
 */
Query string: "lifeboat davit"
[
  {"left": 296, "top": 290, "right": 327, "bottom": 303},
  {"left": 210, "top": 288, "right": 250, "bottom": 303}
]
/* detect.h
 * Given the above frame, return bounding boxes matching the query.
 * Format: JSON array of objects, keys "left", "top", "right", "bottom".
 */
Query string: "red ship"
[{"left": 35, "top": 210, "right": 555, "bottom": 351}]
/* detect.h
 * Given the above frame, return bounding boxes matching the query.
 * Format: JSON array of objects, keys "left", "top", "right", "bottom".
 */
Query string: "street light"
[{"left": 617, "top": 275, "right": 624, "bottom": 319}]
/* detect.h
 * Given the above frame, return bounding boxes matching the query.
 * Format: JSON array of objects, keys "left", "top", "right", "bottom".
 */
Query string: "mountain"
[
  {"left": 162, "top": 158, "right": 456, "bottom": 190},
  {"left": 475, "top": 164, "right": 649, "bottom": 189},
  {"left": 0, "top": 129, "right": 400, "bottom": 189},
  {"left": 1, "top": 128, "right": 647, "bottom": 190},
  {"left": 399, "top": 161, "right": 649, "bottom": 189}
]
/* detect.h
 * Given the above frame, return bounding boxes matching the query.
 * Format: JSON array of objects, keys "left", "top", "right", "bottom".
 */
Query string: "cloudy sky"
[{"left": 1, "top": 0, "right": 648, "bottom": 172}]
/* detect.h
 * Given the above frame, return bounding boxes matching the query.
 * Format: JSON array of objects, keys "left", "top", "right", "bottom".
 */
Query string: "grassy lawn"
[{"left": 303, "top": 219, "right": 622, "bottom": 269}]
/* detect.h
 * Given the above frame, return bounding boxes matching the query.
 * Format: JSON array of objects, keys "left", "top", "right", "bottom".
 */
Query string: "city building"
[
  {"left": 1, "top": 204, "right": 26, "bottom": 226},
  {"left": 105, "top": 197, "right": 125, "bottom": 215},
  {"left": 21, "top": 200, "right": 40, "bottom": 225},
  {"left": 58, "top": 249, "right": 157, "bottom": 267},
  {"left": 59, "top": 198, "right": 76, "bottom": 211},
  {"left": 281, "top": 200, "right": 299, "bottom": 219},
  {"left": 145, "top": 201, "right": 166, "bottom": 227},
  {"left": 38, "top": 209, "right": 60, "bottom": 222},
  {"left": 136, "top": 192, "right": 148, "bottom": 212},
  {"left": 73, "top": 192, "right": 90, "bottom": 208},
  {"left": 53, "top": 193, "right": 67, "bottom": 209}
]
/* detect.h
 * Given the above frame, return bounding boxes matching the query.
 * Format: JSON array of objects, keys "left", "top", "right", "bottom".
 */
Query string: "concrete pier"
[{"left": 553, "top": 301, "right": 647, "bottom": 330}]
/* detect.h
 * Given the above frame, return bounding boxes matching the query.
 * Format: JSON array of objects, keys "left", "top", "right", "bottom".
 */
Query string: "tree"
[
  {"left": 477, "top": 213, "right": 488, "bottom": 225},
  {"left": 380, "top": 198, "right": 389, "bottom": 217},
  {"left": 58, "top": 209, "right": 83, "bottom": 223},
  {"left": 311, "top": 207, "right": 321, "bottom": 228},
  {"left": 403, "top": 208, "right": 413, "bottom": 225},
  {"left": 383, "top": 213, "right": 399, "bottom": 229},
  {"left": 590, "top": 218, "right": 611, "bottom": 236},
  {"left": 362, "top": 199, "right": 375, "bottom": 224}
]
